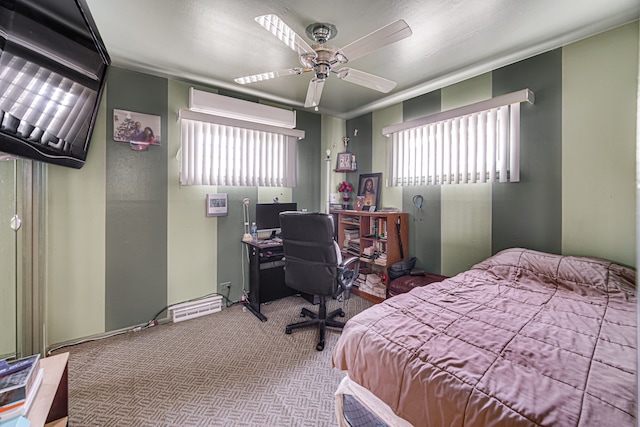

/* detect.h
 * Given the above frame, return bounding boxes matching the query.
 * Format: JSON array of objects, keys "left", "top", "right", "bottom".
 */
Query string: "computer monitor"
[{"left": 255, "top": 203, "right": 297, "bottom": 237}]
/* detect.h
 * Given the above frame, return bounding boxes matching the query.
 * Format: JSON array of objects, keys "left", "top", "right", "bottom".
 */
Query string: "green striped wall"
[
  {"left": 47, "top": 92, "right": 107, "bottom": 343},
  {"left": 562, "top": 23, "right": 637, "bottom": 266},
  {"left": 440, "top": 74, "right": 493, "bottom": 275},
  {"left": 492, "top": 50, "right": 563, "bottom": 257},
  {"left": 323, "top": 116, "right": 346, "bottom": 207},
  {"left": 400, "top": 90, "right": 442, "bottom": 273},
  {"left": 167, "top": 80, "right": 220, "bottom": 306},
  {"left": 43, "top": 22, "right": 637, "bottom": 346},
  {"left": 104, "top": 68, "right": 169, "bottom": 330}
]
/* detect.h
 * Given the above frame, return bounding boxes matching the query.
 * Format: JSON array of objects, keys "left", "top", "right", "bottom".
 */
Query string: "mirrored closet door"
[
  {"left": 0, "top": 158, "right": 18, "bottom": 359},
  {"left": 0, "top": 157, "right": 45, "bottom": 359}
]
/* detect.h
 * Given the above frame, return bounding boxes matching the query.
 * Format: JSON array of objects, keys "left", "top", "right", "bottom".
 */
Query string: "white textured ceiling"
[{"left": 84, "top": 0, "right": 639, "bottom": 119}]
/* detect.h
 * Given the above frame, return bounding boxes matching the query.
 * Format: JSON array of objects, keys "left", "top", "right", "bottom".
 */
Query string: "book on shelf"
[
  {"left": 369, "top": 217, "right": 388, "bottom": 239},
  {"left": 359, "top": 273, "right": 386, "bottom": 298},
  {"left": 342, "top": 216, "right": 360, "bottom": 225},
  {"left": 343, "top": 227, "right": 360, "bottom": 253},
  {"left": 0, "top": 354, "right": 43, "bottom": 423},
  {"left": 374, "top": 257, "right": 387, "bottom": 266}
]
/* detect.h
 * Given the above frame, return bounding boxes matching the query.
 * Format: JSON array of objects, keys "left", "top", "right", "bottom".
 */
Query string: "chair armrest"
[
  {"left": 340, "top": 256, "right": 359, "bottom": 269},
  {"left": 335, "top": 257, "right": 360, "bottom": 299}
]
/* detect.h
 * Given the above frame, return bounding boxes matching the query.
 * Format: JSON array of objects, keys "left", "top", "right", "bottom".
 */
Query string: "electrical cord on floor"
[
  {"left": 46, "top": 326, "right": 146, "bottom": 356},
  {"left": 46, "top": 291, "right": 241, "bottom": 356}
]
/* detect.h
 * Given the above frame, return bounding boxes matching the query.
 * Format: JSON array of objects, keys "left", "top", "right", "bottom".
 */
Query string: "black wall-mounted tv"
[{"left": 0, "top": 0, "right": 110, "bottom": 168}]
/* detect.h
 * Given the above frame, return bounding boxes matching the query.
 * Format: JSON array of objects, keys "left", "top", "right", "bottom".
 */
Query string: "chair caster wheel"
[
  {"left": 285, "top": 328, "right": 292, "bottom": 334},
  {"left": 339, "top": 311, "right": 346, "bottom": 317},
  {"left": 316, "top": 341, "right": 325, "bottom": 351},
  {"left": 300, "top": 312, "right": 306, "bottom": 318}
]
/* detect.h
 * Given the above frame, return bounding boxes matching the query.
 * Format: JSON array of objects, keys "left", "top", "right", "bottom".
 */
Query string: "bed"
[{"left": 332, "top": 248, "right": 637, "bottom": 426}]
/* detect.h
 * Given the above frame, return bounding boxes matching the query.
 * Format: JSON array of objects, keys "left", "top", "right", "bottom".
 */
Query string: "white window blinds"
[
  {"left": 383, "top": 89, "right": 534, "bottom": 186},
  {"left": 179, "top": 109, "right": 304, "bottom": 187},
  {"left": 0, "top": 51, "right": 97, "bottom": 149}
]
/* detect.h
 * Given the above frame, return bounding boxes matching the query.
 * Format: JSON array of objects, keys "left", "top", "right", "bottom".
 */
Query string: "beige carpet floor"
[{"left": 52, "top": 294, "right": 373, "bottom": 427}]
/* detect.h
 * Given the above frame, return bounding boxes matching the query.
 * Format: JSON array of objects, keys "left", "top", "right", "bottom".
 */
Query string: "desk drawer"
[{"left": 260, "top": 260, "right": 285, "bottom": 270}]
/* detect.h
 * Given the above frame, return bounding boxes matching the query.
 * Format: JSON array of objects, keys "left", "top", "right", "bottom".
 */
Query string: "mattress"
[{"left": 332, "top": 248, "right": 637, "bottom": 426}]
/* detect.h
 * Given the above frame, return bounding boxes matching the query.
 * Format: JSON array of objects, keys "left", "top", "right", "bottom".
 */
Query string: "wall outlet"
[{"left": 218, "top": 281, "right": 232, "bottom": 293}]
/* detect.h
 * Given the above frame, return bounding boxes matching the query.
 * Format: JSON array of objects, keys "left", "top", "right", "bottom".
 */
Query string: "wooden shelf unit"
[{"left": 332, "top": 210, "right": 408, "bottom": 303}]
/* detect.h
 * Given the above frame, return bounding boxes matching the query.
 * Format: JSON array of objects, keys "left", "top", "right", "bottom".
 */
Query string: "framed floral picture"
[{"left": 336, "top": 152, "right": 353, "bottom": 170}]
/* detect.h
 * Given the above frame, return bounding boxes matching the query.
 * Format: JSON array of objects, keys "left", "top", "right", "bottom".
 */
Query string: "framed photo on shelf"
[
  {"left": 355, "top": 196, "right": 365, "bottom": 211},
  {"left": 357, "top": 173, "right": 382, "bottom": 208},
  {"left": 336, "top": 152, "right": 352, "bottom": 170}
]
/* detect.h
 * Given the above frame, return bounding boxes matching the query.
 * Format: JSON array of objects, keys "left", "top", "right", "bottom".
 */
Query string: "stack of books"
[
  {"left": 353, "top": 268, "right": 373, "bottom": 288},
  {"left": 359, "top": 273, "right": 386, "bottom": 298},
  {"left": 360, "top": 245, "right": 376, "bottom": 262},
  {"left": 374, "top": 252, "right": 387, "bottom": 266},
  {"left": 343, "top": 228, "right": 360, "bottom": 256},
  {"left": 0, "top": 354, "right": 43, "bottom": 423}
]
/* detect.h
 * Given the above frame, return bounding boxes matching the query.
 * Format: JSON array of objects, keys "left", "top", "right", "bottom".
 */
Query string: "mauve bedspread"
[{"left": 332, "top": 248, "right": 637, "bottom": 426}]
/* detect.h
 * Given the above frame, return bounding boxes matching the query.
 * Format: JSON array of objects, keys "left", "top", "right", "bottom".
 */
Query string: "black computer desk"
[{"left": 242, "top": 239, "right": 298, "bottom": 321}]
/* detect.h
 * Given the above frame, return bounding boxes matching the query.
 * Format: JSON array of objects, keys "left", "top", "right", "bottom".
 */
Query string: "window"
[
  {"left": 383, "top": 89, "right": 534, "bottom": 186},
  {"left": 178, "top": 91, "right": 304, "bottom": 187}
]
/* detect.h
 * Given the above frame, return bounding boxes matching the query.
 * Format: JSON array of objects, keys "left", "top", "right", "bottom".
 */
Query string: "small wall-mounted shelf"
[{"left": 334, "top": 168, "right": 357, "bottom": 173}]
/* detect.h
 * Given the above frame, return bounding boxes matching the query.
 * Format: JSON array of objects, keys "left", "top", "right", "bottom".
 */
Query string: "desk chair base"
[{"left": 285, "top": 296, "right": 345, "bottom": 351}]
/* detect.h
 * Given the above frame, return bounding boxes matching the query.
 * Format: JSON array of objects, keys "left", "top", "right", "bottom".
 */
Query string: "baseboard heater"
[{"left": 169, "top": 296, "right": 223, "bottom": 323}]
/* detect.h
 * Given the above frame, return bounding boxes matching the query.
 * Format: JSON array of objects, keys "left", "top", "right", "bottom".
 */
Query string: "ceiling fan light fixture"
[
  {"left": 334, "top": 52, "right": 348, "bottom": 64},
  {"left": 305, "top": 23, "right": 337, "bottom": 44},
  {"left": 315, "top": 63, "right": 331, "bottom": 80},
  {"left": 300, "top": 53, "right": 315, "bottom": 68}
]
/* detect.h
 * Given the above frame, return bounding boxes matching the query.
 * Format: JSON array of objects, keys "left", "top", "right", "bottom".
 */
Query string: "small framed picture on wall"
[{"left": 113, "top": 109, "right": 161, "bottom": 145}]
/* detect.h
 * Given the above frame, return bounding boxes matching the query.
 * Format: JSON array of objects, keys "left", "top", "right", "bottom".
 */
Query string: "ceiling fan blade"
[
  {"left": 337, "top": 19, "right": 412, "bottom": 63},
  {"left": 255, "top": 15, "right": 317, "bottom": 59},
  {"left": 234, "top": 67, "right": 309, "bottom": 84},
  {"left": 304, "top": 78, "right": 325, "bottom": 108},
  {"left": 336, "top": 68, "right": 397, "bottom": 93}
]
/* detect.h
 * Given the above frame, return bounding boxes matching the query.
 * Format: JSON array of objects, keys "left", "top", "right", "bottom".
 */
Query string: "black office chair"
[{"left": 279, "top": 211, "right": 359, "bottom": 351}]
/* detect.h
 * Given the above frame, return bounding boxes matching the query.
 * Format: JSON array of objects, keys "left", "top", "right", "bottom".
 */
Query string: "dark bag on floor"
[{"left": 388, "top": 257, "right": 417, "bottom": 281}]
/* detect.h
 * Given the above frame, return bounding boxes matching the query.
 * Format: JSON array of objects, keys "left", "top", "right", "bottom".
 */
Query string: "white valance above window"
[
  {"left": 382, "top": 89, "right": 534, "bottom": 186},
  {"left": 178, "top": 109, "right": 304, "bottom": 187}
]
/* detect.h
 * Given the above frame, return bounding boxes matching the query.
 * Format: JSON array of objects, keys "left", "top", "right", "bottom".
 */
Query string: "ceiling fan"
[{"left": 234, "top": 14, "right": 412, "bottom": 110}]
